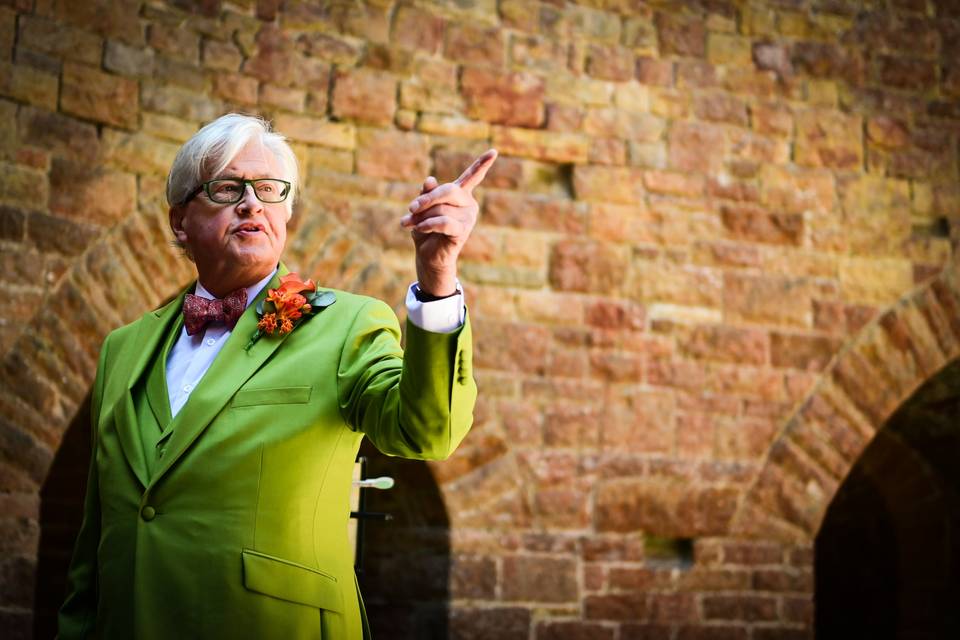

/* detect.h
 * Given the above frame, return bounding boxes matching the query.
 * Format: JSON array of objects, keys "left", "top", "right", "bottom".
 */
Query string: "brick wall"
[{"left": 1, "top": 1, "right": 959, "bottom": 638}]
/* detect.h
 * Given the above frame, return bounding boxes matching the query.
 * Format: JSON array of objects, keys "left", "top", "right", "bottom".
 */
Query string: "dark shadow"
[
  {"left": 816, "top": 357, "right": 960, "bottom": 639},
  {"left": 32, "top": 393, "right": 92, "bottom": 640},
  {"left": 356, "top": 438, "right": 451, "bottom": 640}
]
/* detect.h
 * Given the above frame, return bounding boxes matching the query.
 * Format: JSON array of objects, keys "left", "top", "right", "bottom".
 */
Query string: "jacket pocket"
[
  {"left": 232, "top": 385, "right": 312, "bottom": 407},
  {"left": 241, "top": 548, "right": 342, "bottom": 613}
]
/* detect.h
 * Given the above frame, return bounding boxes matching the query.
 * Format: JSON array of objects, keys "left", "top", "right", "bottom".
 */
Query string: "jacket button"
[{"left": 141, "top": 506, "right": 156, "bottom": 521}]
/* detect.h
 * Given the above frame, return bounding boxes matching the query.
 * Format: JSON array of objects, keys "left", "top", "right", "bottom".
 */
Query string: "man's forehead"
[{"left": 210, "top": 140, "right": 282, "bottom": 179}]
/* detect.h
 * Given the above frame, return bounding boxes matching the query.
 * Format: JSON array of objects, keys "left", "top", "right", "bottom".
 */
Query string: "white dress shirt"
[{"left": 165, "top": 269, "right": 464, "bottom": 417}]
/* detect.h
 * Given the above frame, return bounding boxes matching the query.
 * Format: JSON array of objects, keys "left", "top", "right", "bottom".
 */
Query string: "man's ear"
[{"left": 169, "top": 205, "right": 192, "bottom": 257}]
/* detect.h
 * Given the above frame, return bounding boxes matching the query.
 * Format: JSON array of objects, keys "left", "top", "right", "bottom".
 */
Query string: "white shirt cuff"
[{"left": 405, "top": 282, "right": 465, "bottom": 334}]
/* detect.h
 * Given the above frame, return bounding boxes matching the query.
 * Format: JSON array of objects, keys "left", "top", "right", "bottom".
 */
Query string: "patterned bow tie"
[{"left": 182, "top": 288, "right": 248, "bottom": 336}]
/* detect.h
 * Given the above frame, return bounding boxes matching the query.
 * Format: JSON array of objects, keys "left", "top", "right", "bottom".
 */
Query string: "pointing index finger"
[{"left": 454, "top": 149, "right": 498, "bottom": 193}]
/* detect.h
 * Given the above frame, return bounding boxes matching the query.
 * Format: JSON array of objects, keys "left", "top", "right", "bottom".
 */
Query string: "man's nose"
[{"left": 236, "top": 183, "right": 263, "bottom": 215}]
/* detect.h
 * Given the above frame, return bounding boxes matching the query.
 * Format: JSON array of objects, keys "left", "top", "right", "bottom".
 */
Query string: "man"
[{"left": 58, "top": 113, "right": 496, "bottom": 639}]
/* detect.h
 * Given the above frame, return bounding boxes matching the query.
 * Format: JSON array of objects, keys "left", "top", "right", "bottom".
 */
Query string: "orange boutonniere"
[{"left": 245, "top": 273, "right": 336, "bottom": 350}]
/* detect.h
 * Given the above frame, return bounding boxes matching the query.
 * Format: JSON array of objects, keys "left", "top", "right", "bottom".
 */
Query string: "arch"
[{"left": 731, "top": 259, "right": 960, "bottom": 543}]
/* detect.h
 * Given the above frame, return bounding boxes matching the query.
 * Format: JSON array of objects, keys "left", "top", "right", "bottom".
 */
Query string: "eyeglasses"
[{"left": 183, "top": 178, "right": 292, "bottom": 205}]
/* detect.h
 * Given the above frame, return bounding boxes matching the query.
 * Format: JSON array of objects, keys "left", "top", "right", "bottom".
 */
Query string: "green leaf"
[{"left": 256, "top": 300, "right": 264, "bottom": 315}]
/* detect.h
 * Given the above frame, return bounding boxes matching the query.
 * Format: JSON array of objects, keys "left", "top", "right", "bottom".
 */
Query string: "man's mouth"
[{"left": 233, "top": 223, "right": 265, "bottom": 236}]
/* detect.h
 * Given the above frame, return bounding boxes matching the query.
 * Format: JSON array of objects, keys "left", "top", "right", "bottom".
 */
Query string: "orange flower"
[{"left": 257, "top": 313, "right": 278, "bottom": 334}]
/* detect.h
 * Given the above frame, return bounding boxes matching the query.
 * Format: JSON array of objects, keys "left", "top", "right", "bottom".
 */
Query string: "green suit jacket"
[{"left": 58, "top": 268, "right": 476, "bottom": 639}]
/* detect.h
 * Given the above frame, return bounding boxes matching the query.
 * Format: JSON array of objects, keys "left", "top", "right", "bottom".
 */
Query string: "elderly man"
[{"left": 58, "top": 113, "right": 495, "bottom": 639}]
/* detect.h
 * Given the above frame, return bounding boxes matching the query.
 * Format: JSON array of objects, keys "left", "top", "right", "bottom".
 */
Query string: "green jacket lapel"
[
  {"left": 112, "top": 292, "right": 186, "bottom": 489},
  {"left": 148, "top": 266, "right": 293, "bottom": 486}
]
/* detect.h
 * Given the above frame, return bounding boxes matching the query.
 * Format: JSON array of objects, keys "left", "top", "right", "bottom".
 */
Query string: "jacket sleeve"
[
  {"left": 336, "top": 298, "right": 477, "bottom": 460},
  {"left": 57, "top": 335, "right": 110, "bottom": 639}
]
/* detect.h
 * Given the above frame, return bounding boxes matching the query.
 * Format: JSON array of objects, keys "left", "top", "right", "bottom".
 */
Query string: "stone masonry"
[{"left": 1, "top": 0, "right": 959, "bottom": 638}]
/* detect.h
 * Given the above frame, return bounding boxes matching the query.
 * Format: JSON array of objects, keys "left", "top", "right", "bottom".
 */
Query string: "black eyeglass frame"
[{"left": 182, "top": 178, "right": 292, "bottom": 205}]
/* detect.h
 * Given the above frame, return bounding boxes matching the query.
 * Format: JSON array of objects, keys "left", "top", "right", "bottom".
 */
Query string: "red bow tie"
[{"left": 182, "top": 288, "right": 248, "bottom": 336}]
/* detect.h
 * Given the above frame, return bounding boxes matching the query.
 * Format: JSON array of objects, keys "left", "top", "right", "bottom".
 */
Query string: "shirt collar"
[{"left": 194, "top": 268, "right": 277, "bottom": 309}]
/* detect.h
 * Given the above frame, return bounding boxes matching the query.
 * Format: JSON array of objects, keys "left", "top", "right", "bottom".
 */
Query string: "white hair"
[{"left": 166, "top": 113, "right": 299, "bottom": 214}]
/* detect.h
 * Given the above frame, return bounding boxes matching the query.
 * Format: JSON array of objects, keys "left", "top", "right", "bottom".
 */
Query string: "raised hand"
[{"left": 401, "top": 149, "right": 498, "bottom": 297}]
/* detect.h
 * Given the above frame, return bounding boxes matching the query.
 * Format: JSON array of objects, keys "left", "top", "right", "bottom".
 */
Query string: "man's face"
[{"left": 170, "top": 140, "right": 290, "bottom": 289}]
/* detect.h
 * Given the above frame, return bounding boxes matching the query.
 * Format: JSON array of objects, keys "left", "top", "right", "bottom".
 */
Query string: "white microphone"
[{"left": 352, "top": 476, "right": 395, "bottom": 490}]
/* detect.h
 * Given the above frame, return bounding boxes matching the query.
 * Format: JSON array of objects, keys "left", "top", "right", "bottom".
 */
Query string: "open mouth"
[{"left": 233, "top": 223, "right": 265, "bottom": 237}]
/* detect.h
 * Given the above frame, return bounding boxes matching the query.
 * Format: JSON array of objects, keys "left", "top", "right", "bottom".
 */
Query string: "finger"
[
  {"left": 408, "top": 182, "right": 464, "bottom": 213},
  {"left": 455, "top": 149, "right": 498, "bottom": 193},
  {"left": 420, "top": 176, "right": 439, "bottom": 195},
  {"left": 402, "top": 203, "right": 471, "bottom": 228},
  {"left": 414, "top": 214, "right": 465, "bottom": 236}
]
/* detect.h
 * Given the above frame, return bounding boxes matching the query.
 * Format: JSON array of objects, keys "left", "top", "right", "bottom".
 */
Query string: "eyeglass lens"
[{"left": 207, "top": 179, "right": 289, "bottom": 203}]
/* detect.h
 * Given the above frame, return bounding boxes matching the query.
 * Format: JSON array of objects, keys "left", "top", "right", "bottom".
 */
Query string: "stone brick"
[
  {"left": 493, "top": 127, "right": 589, "bottom": 164},
  {"left": 771, "top": 332, "right": 842, "bottom": 371},
  {"left": 295, "top": 32, "right": 361, "bottom": 67},
  {"left": 449, "top": 555, "right": 496, "bottom": 600},
  {"left": 331, "top": 68, "right": 396, "bottom": 126},
  {"left": 449, "top": 607, "right": 529, "bottom": 640},
  {"left": 721, "top": 205, "right": 803, "bottom": 246},
  {"left": 40, "top": 0, "right": 142, "bottom": 46},
  {"left": 675, "top": 626, "right": 748, "bottom": 640},
  {"left": 838, "top": 257, "right": 913, "bottom": 306},
  {"left": 0, "top": 61, "right": 57, "bottom": 109},
  {"left": 536, "top": 621, "right": 615, "bottom": 640},
  {"left": 702, "top": 594, "right": 778, "bottom": 621},
  {"left": 549, "top": 240, "right": 629, "bottom": 294},
  {"left": 445, "top": 22, "right": 504, "bottom": 67},
  {"left": 0, "top": 162, "right": 46, "bottom": 209},
  {"left": 101, "top": 129, "right": 181, "bottom": 176},
  {"left": 461, "top": 67, "right": 544, "bottom": 128},
  {"left": 502, "top": 555, "right": 578, "bottom": 602},
  {"left": 483, "top": 191, "right": 585, "bottom": 234},
  {"left": 636, "top": 57, "right": 673, "bottom": 86},
  {"left": 724, "top": 273, "right": 814, "bottom": 327},
  {"left": 391, "top": 5, "right": 444, "bottom": 54},
  {"left": 795, "top": 109, "right": 862, "bottom": 169},
  {"left": 27, "top": 211, "right": 99, "bottom": 257},
  {"left": 243, "top": 24, "right": 295, "bottom": 85},
  {"left": 668, "top": 121, "right": 725, "bottom": 173},
  {"left": 642, "top": 171, "right": 701, "bottom": 198},
  {"left": 586, "top": 43, "right": 635, "bottom": 82},
  {"left": 585, "top": 592, "right": 648, "bottom": 621},
  {"left": 623, "top": 14, "right": 656, "bottom": 52},
  {"left": 148, "top": 22, "right": 199, "bottom": 64},
  {"left": 202, "top": 38, "right": 243, "bottom": 72},
  {"left": 877, "top": 55, "right": 936, "bottom": 91},
  {"left": 510, "top": 33, "right": 568, "bottom": 73},
  {"left": 141, "top": 83, "right": 220, "bottom": 122},
  {"left": 355, "top": 128, "right": 429, "bottom": 182},
  {"left": 694, "top": 92, "right": 748, "bottom": 126},
  {"left": 791, "top": 41, "right": 862, "bottom": 84},
  {"left": 212, "top": 71, "right": 258, "bottom": 105},
  {"left": 48, "top": 158, "right": 136, "bottom": 227},
  {"left": 583, "top": 109, "right": 664, "bottom": 142},
  {"left": 866, "top": 115, "right": 909, "bottom": 148},
  {"left": 259, "top": 83, "right": 305, "bottom": 112},
  {"left": 417, "top": 114, "right": 489, "bottom": 140},
  {"left": 104, "top": 40, "right": 155, "bottom": 78},
  {"left": 656, "top": 12, "right": 705, "bottom": 58},
  {"left": 0, "top": 205, "right": 24, "bottom": 241},
  {"left": 753, "top": 42, "right": 792, "bottom": 79},
  {"left": 708, "top": 33, "right": 752, "bottom": 66},
  {"left": 838, "top": 175, "right": 911, "bottom": 256},
  {"left": 588, "top": 138, "right": 627, "bottom": 165},
  {"left": 18, "top": 15, "right": 102, "bottom": 65},
  {"left": 681, "top": 325, "right": 768, "bottom": 365},
  {"left": 573, "top": 166, "right": 644, "bottom": 204},
  {"left": 273, "top": 114, "right": 355, "bottom": 149}
]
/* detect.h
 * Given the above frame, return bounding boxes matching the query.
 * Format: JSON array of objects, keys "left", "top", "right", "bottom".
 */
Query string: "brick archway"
[{"left": 731, "top": 258, "right": 960, "bottom": 543}]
